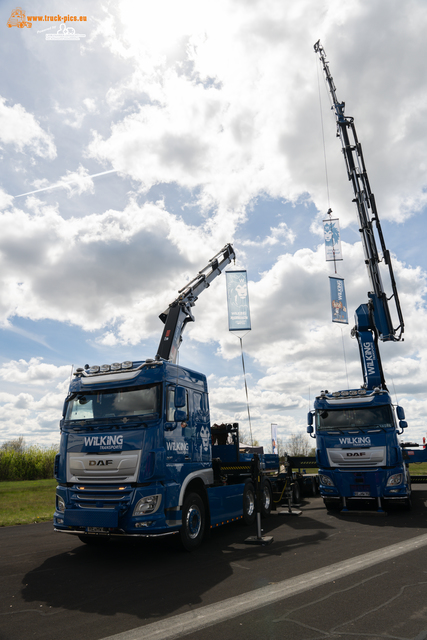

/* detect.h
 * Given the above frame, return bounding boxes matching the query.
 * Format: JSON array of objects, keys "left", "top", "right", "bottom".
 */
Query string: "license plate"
[
  {"left": 354, "top": 491, "right": 370, "bottom": 497},
  {"left": 86, "top": 527, "right": 109, "bottom": 534}
]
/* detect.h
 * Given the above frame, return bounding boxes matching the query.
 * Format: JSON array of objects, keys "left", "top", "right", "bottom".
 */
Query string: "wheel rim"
[
  {"left": 245, "top": 490, "right": 255, "bottom": 516},
  {"left": 263, "top": 486, "right": 271, "bottom": 511},
  {"left": 186, "top": 505, "right": 202, "bottom": 539}
]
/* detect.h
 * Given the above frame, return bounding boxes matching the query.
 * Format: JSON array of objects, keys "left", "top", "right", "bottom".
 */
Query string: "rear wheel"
[
  {"left": 242, "top": 482, "right": 256, "bottom": 525},
  {"left": 260, "top": 480, "right": 272, "bottom": 518},
  {"left": 309, "top": 477, "right": 318, "bottom": 496},
  {"left": 179, "top": 492, "right": 205, "bottom": 551},
  {"left": 292, "top": 481, "right": 301, "bottom": 504}
]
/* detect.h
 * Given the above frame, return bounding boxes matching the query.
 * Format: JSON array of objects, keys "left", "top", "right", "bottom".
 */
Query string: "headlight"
[
  {"left": 57, "top": 495, "right": 65, "bottom": 512},
  {"left": 320, "top": 475, "right": 334, "bottom": 487},
  {"left": 133, "top": 495, "right": 161, "bottom": 516},
  {"left": 387, "top": 474, "right": 403, "bottom": 486}
]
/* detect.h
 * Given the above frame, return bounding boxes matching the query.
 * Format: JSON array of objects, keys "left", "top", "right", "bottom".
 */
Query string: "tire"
[
  {"left": 292, "top": 481, "right": 301, "bottom": 504},
  {"left": 242, "top": 482, "right": 256, "bottom": 525},
  {"left": 323, "top": 498, "right": 342, "bottom": 512},
  {"left": 78, "top": 534, "right": 110, "bottom": 545},
  {"left": 180, "top": 492, "right": 205, "bottom": 551},
  {"left": 403, "top": 497, "right": 412, "bottom": 510},
  {"left": 260, "top": 480, "right": 272, "bottom": 518},
  {"left": 310, "top": 477, "right": 318, "bottom": 497}
]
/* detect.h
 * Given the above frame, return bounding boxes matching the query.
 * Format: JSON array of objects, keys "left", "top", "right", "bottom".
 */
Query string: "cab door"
[{"left": 164, "top": 386, "right": 192, "bottom": 464}]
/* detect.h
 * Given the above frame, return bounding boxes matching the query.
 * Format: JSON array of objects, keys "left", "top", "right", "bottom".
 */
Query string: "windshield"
[
  {"left": 316, "top": 405, "right": 394, "bottom": 431},
  {"left": 65, "top": 384, "right": 161, "bottom": 421}
]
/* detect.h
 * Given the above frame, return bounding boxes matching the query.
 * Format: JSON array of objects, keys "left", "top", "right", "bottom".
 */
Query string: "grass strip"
[{"left": 0, "top": 478, "right": 57, "bottom": 527}]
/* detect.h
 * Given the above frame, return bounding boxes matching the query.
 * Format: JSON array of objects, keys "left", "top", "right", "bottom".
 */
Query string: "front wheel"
[
  {"left": 180, "top": 492, "right": 205, "bottom": 551},
  {"left": 78, "top": 534, "right": 110, "bottom": 546},
  {"left": 323, "top": 498, "right": 342, "bottom": 512},
  {"left": 403, "top": 496, "right": 412, "bottom": 511}
]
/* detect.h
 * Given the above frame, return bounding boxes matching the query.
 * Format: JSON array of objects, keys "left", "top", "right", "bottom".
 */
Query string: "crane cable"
[{"left": 239, "top": 336, "right": 254, "bottom": 447}]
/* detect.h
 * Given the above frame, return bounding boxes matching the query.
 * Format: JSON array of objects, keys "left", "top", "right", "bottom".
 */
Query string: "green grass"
[
  {"left": 0, "top": 478, "right": 57, "bottom": 527},
  {"left": 408, "top": 462, "right": 427, "bottom": 475}
]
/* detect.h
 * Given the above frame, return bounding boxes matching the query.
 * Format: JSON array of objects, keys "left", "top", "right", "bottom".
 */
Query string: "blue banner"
[
  {"left": 329, "top": 276, "right": 348, "bottom": 324},
  {"left": 226, "top": 270, "right": 251, "bottom": 331}
]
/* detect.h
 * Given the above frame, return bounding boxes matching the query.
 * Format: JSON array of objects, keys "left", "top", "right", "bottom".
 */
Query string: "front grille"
[{"left": 69, "top": 485, "right": 133, "bottom": 513}]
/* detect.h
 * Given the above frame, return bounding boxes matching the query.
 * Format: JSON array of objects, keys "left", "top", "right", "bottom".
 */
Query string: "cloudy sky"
[{"left": 1, "top": 0, "right": 427, "bottom": 449}]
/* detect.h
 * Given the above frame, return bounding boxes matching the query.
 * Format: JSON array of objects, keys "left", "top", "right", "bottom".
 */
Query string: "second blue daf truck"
[{"left": 308, "top": 42, "right": 424, "bottom": 513}]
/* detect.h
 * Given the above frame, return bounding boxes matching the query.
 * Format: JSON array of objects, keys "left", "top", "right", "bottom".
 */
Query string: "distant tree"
[
  {"left": 239, "top": 429, "right": 259, "bottom": 447},
  {"left": 1, "top": 436, "right": 26, "bottom": 454},
  {"left": 286, "top": 432, "right": 311, "bottom": 456}
]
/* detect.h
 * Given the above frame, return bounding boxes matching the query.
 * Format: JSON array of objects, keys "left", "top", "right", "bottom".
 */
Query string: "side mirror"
[
  {"left": 397, "top": 420, "right": 408, "bottom": 435},
  {"left": 174, "top": 386, "right": 186, "bottom": 408},
  {"left": 307, "top": 425, "right": 314, "bottom": 434},
  {"left": 396, "top": 406, "right": 405, "bottom": 421},
  {"left": 174, "top": 409, "right": 187, "bottom": 423},
  {"left": 307, "top": 412, "right": 313, "bottom": 426}
]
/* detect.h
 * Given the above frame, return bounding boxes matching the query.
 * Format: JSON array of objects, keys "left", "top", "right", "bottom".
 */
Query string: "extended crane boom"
[
  {"left": 314, "top": 41, "right": 404, "bottom": 353},
  {"left": 156, "top": 243, "right": 235, "bottom": 363}
]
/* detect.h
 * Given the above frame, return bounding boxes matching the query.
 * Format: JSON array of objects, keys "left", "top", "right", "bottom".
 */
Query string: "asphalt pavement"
[{"left": 1, "top": 487, "right": 427, "bottom": 640}]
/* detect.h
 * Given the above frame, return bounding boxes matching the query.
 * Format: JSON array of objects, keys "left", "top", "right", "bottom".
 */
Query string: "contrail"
[{"left": 13, "top": 169, "right": 118, "bottom": 198}]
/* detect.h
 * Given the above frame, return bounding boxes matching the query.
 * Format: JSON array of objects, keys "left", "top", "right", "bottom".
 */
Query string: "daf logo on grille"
[{"left": 89, "top": 460, "right": 113, "bottom": 466}]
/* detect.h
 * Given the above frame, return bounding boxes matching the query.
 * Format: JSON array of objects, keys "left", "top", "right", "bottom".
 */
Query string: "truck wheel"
[
  {"left": 292, "top": 481, "right": 301, "bottom": 504},
  {"left": 323, "top": 499, "right": 341, "bottom": 511},
  {"left": 260, "top": 480, "right": 272, "bottom": 518},
  {"left": 310, "top": 477, "right": 318, "bottom": 497},
  {"left": 242, "top": 482, "right": 256, "bottom": 525},
  {"left": 180, "top": 492, "right": 205, "bottom": 551},
  {"left": 78, "top": 534, "right": 110, "bottom": 545}
]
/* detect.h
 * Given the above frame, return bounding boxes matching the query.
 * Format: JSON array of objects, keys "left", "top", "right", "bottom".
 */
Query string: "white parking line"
[{"left": 101, "top": 533, "right": 427, "bottom": 640}]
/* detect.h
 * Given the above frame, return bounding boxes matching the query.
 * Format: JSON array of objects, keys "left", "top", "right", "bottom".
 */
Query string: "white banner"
[
  {"left": 323, "top": 218, "right": 343, "bottom": 261},
  {"left": 271, "top": 424, "right": 278, "bottom": 454}
]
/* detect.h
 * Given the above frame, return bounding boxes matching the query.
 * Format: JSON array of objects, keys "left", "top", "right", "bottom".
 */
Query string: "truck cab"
[
  {"left": 54, "top": 359, "right": 214, "bottom": 540},
  {"left": 308, "top": 388, "right": 411, "bottom": 511}
]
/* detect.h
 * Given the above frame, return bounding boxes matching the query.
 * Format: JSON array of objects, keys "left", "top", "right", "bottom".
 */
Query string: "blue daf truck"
[
  {"left": 308, "top": 43, "right": 425, "bottom": 512},
  {"left": 53, "top": 245, "right": 289, "bottom": 549}
]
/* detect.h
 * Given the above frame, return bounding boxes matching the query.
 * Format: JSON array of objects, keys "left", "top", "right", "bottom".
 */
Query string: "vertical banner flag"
[
  {"left": 323, "top": 218, "right": 343, "bottom": 261},
  {"left": 271, "top": 424, "right": 278, "bottom": 454},
  {"left": 329, "top": 276, "right": 348, "bottom": 324},
  {"left": 226, "top": 271, "right": 251, "bottom": 331}
]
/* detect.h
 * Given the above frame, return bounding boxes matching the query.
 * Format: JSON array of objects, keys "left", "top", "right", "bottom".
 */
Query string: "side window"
[
  {"left": 193, "top": 392, "right": 203, "bottom": 417},
  {"left": 166, "top": 387, "right": 189, "bottom": 422}
]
